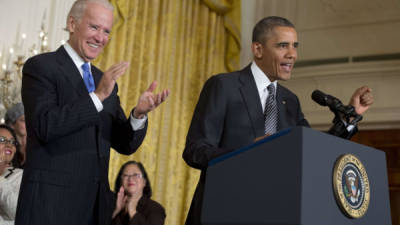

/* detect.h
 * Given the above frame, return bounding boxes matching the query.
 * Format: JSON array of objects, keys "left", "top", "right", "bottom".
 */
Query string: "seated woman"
[
  {"left": 5, "top": 102, "right": 26, "bottom": 167},
  {"left": 0, "top": 124, "right": 23, "bottom": 224},
  {"left": 112, "top": 161, "right": 166, "bottom": 225}
]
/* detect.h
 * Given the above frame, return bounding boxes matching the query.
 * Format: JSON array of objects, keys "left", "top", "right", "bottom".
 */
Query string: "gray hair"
[
  {"left": 65, "top": 0, "right": 114, "bottom": 31},
  {"left": 252, "top": 16, "right": 295, "bottom": 44},
  {"left": 5, "top": 102, "right": 24, "bottom": 125}
]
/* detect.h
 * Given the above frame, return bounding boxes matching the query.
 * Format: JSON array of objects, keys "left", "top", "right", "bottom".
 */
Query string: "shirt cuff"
[
  {"left": 341, "top": 119, "right": 355, "bottom": 132},
  {"left": 346, "top": 124, "right": 355, "bottom": 132},
  {"left": 89, "top": 92, "right": 103, "bottom": 112},
  {"left": 130, "top": 112, "right": 147, "bottom": 130}
]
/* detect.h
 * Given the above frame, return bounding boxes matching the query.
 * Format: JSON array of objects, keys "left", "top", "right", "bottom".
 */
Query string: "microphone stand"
[{"left": 328, "top": 105, "right": 363, "bottom": 139}]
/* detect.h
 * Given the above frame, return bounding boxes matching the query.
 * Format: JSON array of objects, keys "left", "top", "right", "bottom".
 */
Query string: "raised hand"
[
  {"left": 133, "top": 81, "right": 170, "bottom": 119},
  {"left": 112, "top": 186, "right": 127, "bottom": 219},
  {"left": 349, "top": 86, "right": 374, "bottom": 115},
  {"left": 95, "top": 62, "right": 129, "bottom": 101}
]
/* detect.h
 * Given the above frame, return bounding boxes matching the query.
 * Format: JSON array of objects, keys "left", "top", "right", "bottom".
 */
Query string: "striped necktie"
[{"left": 264, "top": 84, "right": 278, "bottom": 135}]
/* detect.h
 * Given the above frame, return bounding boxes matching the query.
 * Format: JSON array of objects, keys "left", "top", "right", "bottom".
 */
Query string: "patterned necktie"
[
  {"left": 82, "top": 62, "right": 95, "bottom": 92},
  {"left": 264, "top": 84, "right": 278, "bottom": 135}
]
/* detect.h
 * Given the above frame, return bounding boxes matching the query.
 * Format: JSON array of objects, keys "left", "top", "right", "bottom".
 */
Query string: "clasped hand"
[
  {"left": 348, "top": 86, "right": 374, "bottom": 115},
  {"left": 112, "top": 186, "right": 141, "bottom": 219}
]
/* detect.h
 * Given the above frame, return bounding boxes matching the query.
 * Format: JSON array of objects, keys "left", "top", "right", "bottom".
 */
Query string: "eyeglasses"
[
  {"left": 0, "top": 136, "right": 18, "bottom": 147},
  {"left": 121, "top": 173, "right": 143, "bottom": 180}
]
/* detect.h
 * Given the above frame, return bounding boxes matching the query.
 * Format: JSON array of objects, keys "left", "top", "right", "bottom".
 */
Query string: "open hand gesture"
[
  {"left": 133, "top": 81, "right": 170, "bottom": 118},
  {"left": 95, "top": 62, "right": 129, "bottom": 101},
  {"left": 112, "top": 186, "right": 128, "bottom": 219}
]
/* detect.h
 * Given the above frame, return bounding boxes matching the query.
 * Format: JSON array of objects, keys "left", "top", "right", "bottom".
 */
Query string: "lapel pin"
[{"left": 282, "top": 100, "right": 286, "bottom": 105}]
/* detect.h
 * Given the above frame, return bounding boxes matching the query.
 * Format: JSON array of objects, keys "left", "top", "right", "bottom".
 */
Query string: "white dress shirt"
[{"left": 250, "top": 61, "right": 277, "bottom": 113}]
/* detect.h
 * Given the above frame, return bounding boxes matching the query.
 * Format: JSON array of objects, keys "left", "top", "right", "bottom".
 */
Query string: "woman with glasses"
[
  {"left": 112, "top": 161, "right": 166, "bottom": 225},
  {"left": 0, "top": 124, "right": 23, "bottom": 224}
]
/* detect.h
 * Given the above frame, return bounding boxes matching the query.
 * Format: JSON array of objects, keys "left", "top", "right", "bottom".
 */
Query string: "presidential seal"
[{"left": 333, "top": 154, "right": 370, "bottom": 218}]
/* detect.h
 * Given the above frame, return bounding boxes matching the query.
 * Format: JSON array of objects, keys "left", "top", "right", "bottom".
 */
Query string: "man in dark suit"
[
  {"left": 15, "top": 1, "right": 169, "bottom": 225},
  {"left": 183, "top": 16, "right": 373, "bottom": 225}
]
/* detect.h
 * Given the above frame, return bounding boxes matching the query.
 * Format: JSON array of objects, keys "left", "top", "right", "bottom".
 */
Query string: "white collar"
[
  {"left": 63, "top": 42, "right": 90, "bottom": 75},
  {"left": 250, "top": 61, "right": 277, "bottom": 95}
]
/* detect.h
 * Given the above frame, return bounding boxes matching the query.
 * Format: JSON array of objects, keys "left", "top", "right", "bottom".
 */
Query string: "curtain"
[{"left": 93, "top": 0, "right": 240, "bottom": 224}]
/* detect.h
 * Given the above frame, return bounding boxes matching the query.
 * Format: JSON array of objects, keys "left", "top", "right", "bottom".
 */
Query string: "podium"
[{"left": 202, "top": 126, "right": 391, "bottom": 225}]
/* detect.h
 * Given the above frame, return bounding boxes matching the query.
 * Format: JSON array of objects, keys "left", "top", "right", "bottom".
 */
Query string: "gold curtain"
[{"left": 93, "top": 0, "right": 240, "bottom": 224}]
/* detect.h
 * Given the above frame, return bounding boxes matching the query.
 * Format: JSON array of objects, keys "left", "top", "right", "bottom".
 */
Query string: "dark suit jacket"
[
  {"left": 112, "top": 197, "right": 166, "bottom": 225},
  {"left": 182, "top": 65, "right": 309, "bottom": 225},
  {"left": 15, "top": 46, "right": 147, "bottom": 225}
]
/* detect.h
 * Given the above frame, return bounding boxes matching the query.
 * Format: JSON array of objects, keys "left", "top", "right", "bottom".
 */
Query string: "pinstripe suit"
[{"left": 15, "top": 46, "right": 147, "bottom": 225}]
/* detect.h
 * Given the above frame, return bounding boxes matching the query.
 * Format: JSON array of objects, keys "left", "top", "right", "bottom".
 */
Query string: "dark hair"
[
  {"left": 252, "top": 16, "right": 295, "bottom": 44},
  {"left": 114, "top": 160, "right": 152, "bottom": 198},
  {"left": 0, "top": 124, "right": 22, "bottom": 168}
]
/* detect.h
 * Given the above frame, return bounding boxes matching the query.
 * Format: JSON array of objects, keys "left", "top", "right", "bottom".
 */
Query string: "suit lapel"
[
  {"left": 55, "top": 46, "right": 88, "bottom": 97},
  {"left": 91, "top": 66, "right": 102, "bottom": 88},
  {"left": 238, "top": 66, "right": 265, "bottom": 138},
  {"left": 276, "top": 84, "right": 289, "bottom": 131}
]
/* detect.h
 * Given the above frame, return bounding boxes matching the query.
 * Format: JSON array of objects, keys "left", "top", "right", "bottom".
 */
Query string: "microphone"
[
  {"left": 311, "top": 90, "right": 345, "bottom": 112},
  {"left": 311, "top": 89, "right": 363, "bottom": 139},
  {"left": 311, "top": 89, "right": 360, "bottom": 118}
]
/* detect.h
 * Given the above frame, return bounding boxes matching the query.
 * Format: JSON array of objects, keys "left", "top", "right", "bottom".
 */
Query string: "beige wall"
[
  {"left": 241, "top": 0, "right": 400, "bottom": 130},
  {"left": 0, "top": 0, "right": 75, "bottom": 119},
  {"left": 0, "top": 0, "right": 74, "bottom": 55}
]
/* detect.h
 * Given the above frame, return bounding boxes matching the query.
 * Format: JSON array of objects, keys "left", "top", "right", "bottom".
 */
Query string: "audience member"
[
  {"left": 112, "top": 161, "right": 166, "bottom": 225},
  {"left": 5, "top": 103, "right": 26, "bottom": 166},
  {"left": 0, "top": 124, "right": 23, "bottom": 225}
]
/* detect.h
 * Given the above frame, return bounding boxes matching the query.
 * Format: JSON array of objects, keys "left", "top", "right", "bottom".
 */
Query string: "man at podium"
[{"left": 182, "top": 16, "right": 373, "bottom": 225}]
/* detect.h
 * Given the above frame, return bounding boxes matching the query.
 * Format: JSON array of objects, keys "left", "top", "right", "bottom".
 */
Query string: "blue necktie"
[
  {"left": 264, "top": 84, "right": 278, "bottom": 135},
  {"left": 82, "top": 63, "right": 95, "bottom": 92}
]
